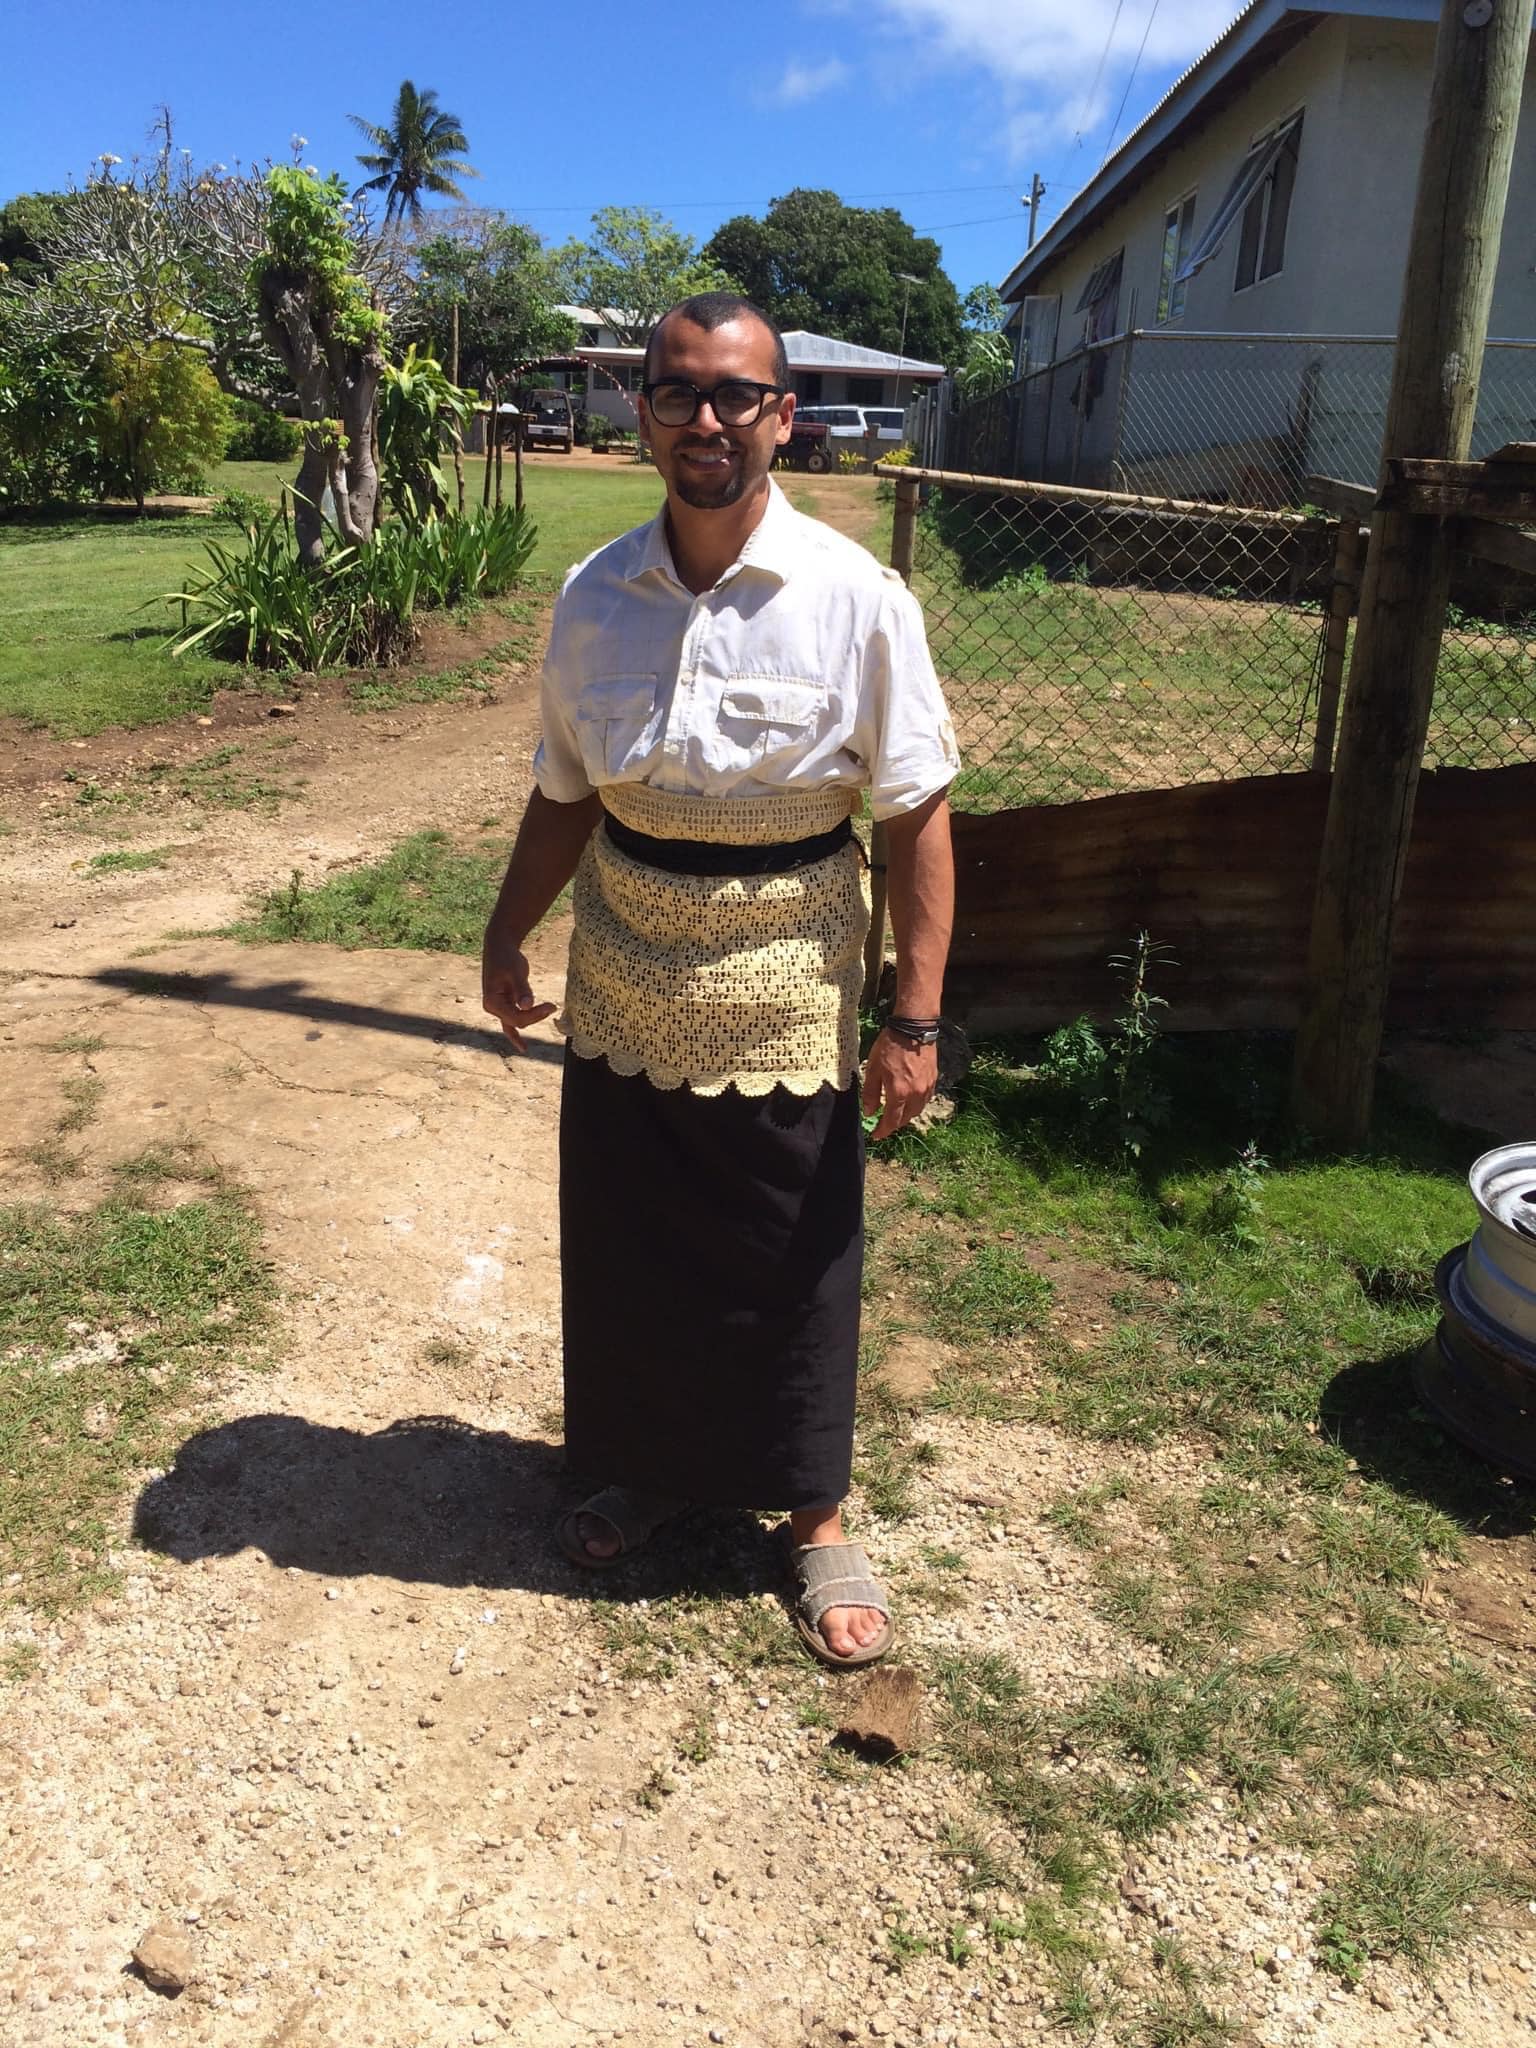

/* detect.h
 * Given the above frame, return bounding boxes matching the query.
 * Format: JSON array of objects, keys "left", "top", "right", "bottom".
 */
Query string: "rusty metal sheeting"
[{"left": 946, "top": 762, "right": 1536, "bottom": 1035}]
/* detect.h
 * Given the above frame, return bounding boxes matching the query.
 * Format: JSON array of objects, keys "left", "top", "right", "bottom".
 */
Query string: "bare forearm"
[
  {"left": 487, "top": 789, "right": 601, "bottom": 946},
  {"left": 884, "top": 792, "right": 954, "bottom": 1016}
]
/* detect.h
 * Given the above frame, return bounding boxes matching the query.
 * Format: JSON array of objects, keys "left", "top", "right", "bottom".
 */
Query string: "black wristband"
[{"left": 887, "top": 1016, "right": 942, "bottom": 1045}]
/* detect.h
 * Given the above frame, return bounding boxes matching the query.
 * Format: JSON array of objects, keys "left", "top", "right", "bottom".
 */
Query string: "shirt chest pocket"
[
  {"left": 575, "top": 676, "right": 658, "bottom": 782},
  {"left": 716, "top": 677, "right": 823, "bottom": 773}
]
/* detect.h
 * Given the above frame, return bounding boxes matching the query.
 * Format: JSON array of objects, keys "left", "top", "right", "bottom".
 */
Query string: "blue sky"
[{"left": 4, "top": 0, "right": 1243, "bottom": 303}]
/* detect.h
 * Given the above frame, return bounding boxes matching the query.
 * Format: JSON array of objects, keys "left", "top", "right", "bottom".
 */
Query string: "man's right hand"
[{"left": 482, "top": 927, "right": 557, "bottom": 1052}]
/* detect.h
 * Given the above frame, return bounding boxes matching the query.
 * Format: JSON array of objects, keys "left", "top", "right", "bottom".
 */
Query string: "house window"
[
  {"left": 846, "top": 374, "right": 885, "bottom": 404},
  {"left": 1075, "top": 250, "right": 1123, "bottom": 344},
  {"left": 1176, "top": 112, "right": 1303, "bottom": 291},
  {"left": 1156, "top": 195, "right": 1197, "bottom": 323},
  {"left": 1235, "top": 115, "right": 1303, "bottom": 290},
  {"left": 798, "top": 372, "right": 824, "bottom": 403}
]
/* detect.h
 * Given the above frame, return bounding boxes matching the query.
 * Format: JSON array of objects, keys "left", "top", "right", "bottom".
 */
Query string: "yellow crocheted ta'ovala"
[{"left": 559, "top": 784, "right": 870, "bottom": 1097}]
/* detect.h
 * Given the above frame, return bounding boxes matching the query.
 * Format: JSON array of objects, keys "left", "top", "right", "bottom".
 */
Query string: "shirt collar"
[{"left": 624, "top": 478, "right": 800, "bottom": 589}]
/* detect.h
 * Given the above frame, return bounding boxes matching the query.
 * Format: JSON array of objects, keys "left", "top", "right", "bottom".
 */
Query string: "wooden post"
[
  {"left": 1310, "top": 517, "right": 1362, "bottom": 771},
  {"left": 862, "top": 478, "right": 922, "bottom": 1006},
  {"left": 513, "top": 414, "right": 524, "bottom": 515},
  {"left": 1291, "top": 0, "right": 1533, "bottom": 1144},
  {"left": 449, "top": 301, "right": 466, "bottom": 518},
  {"left": 482, "top": 376, "right": 496, "bottom": 512}
]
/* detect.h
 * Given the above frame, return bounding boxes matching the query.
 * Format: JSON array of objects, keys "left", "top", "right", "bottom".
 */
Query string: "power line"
[
  {"left": 1074, "top": 0, "right": 1129, "bottom": 147},
  {"left": 1100, "top": 0, "right": 1163, "bottom": 168}
]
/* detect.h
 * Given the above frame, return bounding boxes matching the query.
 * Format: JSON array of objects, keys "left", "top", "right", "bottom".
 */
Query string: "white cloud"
[
  {"left": 771, "top": 58, "right": 852, "bottom": 105},
  {"left": 828, "top": 0, "right": 1243, "bottom": 153}
]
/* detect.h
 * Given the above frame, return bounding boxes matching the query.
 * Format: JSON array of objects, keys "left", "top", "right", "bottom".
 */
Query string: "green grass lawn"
[{"left": 0, "top": 460, "right": 665, "bottom": 739}]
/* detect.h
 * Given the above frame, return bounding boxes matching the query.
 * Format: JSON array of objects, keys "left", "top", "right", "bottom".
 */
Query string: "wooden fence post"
[
  {"left": 1310, "top": 517, "right": 1362, "bottom": 771},
  {"left": 1291, "top": 0, "right": 1534, "bottom": 1144},
  {"left": 862, "top": 477, "right": 922, "bottom": 1006}
]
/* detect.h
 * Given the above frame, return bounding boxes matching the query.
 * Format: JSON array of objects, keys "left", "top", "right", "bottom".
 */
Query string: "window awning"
[
  {"left": 1074, "top": 249, "right": 1123, "bottom": 313},
  {"left": 1176, "top": 114, "right": 1301, "bottom": 283}
]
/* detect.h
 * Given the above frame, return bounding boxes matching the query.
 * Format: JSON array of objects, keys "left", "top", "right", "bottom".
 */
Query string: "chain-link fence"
[
  {"left": 911, "top": 476, "right": 1332, "bottom": 812},
  {"left": 946, "top": 332, "right": 1536, "bottom": 505},
  {"left": 908, "top": 473, "right": 1536, "bottom": 814}
]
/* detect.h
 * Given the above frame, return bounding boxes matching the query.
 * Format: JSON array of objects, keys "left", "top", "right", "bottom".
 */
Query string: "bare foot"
[{"left": 787, "top": 1506, "right": 888, "bottom": 1659}]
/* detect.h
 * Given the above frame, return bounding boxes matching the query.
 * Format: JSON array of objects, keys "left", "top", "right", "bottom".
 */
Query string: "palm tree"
[{"left": 348, "top": 82, "right": 479, "bottom": 228}]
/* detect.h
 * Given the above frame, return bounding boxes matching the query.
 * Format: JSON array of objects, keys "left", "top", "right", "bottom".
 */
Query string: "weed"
[
  {"left": 88, "top": 848, "right": 170, "bottom": 874},
  {"left": 421, "top": 1338, "right": 471, "bottom": 1370},
  {"left": 18, "top": 1139, "right": 84, "bottom": 1184},
  {"left": 885, "top": 1913, "right": 929, "bottom": 1967},
  {"left": 1316, "top": 1818, "right": 1508, "bottom": 1976},
  {"left": 228, "top": 830, "right": 566, "bottom": 955},
  {"left": 1199, "top": 1143, "right": 1268, "bottom": 1247},
  {"left": 56, "top": 1074, "right": 104, "bottom": 1134},
  {"left": 677, "top": 1711, "right": 715, "bottom": 1766},
  {"left": 944, "top": 1924, "right": 974, "bottom": 1965},
  {"left": 2, "top": 1643, "right": 41, "bottom": 1683},
  {"left": 0, "top": 1150, "right": 275, "bottom": 1610},
  {"left": 43, "top": 1034, "right": 106, "bottom": 1055}
]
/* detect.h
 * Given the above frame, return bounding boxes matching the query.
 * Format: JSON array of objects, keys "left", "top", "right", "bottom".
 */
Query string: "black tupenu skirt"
[{"left": 558, "top": 1047, "right": 865, "bottom": 1510}]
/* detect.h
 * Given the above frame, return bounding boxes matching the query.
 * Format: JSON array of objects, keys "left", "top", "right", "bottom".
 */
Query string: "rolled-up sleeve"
[
  {"left": 852, "top": 575, "right": 961, "bottom": 821},
  {"left": 531, "top": 578, "right": 595, "bottom": 804}
]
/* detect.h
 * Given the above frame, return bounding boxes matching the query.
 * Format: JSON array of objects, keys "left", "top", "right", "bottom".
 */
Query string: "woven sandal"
[
  {"left": 557, "top": 1487, "right": 684, "bottom": 1570},
  {"left": 781, "top": 1529, "right": 895, "bottom": 1670}
]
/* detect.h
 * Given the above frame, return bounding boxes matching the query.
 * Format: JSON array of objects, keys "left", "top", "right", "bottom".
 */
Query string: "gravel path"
[{"left": 1, "top": 651, "right": 1531, "bottom": 2047}]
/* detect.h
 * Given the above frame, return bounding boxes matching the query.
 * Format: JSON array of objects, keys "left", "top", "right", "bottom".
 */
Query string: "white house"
[
  {"left": 988, "top": 0, "right": 1536, "bottom": 498},
  {"left": 531, "top": 310, "right": 946, "bottom": 430}
]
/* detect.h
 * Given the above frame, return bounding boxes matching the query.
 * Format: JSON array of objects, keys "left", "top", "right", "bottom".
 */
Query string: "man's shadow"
[{"left": 133, "top": 1414, "right": 779, "bottom": 1604}]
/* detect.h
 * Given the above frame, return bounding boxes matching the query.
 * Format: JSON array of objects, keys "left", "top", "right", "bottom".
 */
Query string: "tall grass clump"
[{"left": 164, "top": 501, "right": 536, "bottom": 671}]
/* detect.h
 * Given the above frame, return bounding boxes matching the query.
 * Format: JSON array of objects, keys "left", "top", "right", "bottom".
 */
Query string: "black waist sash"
[{"left": 603, "top": 811, "right": 853, "bottom": 877}]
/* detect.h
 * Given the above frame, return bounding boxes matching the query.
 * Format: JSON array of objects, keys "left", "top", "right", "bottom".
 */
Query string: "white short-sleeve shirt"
[{"left": 532, "top": 480, "right": 959, "bottom": 822}]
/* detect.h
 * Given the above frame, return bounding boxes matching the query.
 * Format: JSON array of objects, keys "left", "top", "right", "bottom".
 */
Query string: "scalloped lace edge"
[{"left": 564, "top": 1032, "right": 857, "bottom": 1098}]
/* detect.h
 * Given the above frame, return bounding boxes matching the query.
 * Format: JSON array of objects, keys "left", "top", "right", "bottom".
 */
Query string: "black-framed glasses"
[{"left": 642, "top": 378, "right": 787, "bottom": 428}]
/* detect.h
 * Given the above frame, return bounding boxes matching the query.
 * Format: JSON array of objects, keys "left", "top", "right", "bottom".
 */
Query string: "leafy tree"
[
  {"left": 962, "top": 283, "right": 1007, "bottom": 332},
  {"left": 548, "top": 208, "right": 737, "bottom": 346},
  {"left": 349, "top": 82, "right": 479, "bottom": 228},
  {"left": 98, "top": 341, "right": 231, "bottom": 510},
  {"left": 409, "top": 212, "right": 576, "bottom": 388},
  {"left": 1, "top": 149, "right": 407, "bottom": 556},
  {"left": 703, "top": 190, "right": 963, "bottom": 366},
  {"left": 0, "top": 330, "right": 107, "bottom": 505},
  {"left": 0, "top": 191, "right": 75, "bottom": 285},
  {"left": 224, "top": 397, "right": 303, "bottom": 461}
]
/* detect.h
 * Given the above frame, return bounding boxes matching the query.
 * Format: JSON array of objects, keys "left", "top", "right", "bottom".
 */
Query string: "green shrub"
[
  {"left": 223, "top": 401, "right": 303, "bottom": 463},
  {"left": 165, "top": 501, "right": 537, "bottom": 671}
]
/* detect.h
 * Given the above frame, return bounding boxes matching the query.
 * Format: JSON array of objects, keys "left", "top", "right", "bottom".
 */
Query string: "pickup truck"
[{"left": 778, "top": 418, "right": 831, "bottom": 474}]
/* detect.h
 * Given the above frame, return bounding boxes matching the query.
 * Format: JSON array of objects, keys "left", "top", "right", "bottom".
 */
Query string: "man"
[{"left": 481, "top": 293, "right": 956, "bottom": 1667}]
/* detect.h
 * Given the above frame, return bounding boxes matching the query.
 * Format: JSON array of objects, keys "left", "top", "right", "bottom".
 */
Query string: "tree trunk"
[
  {"left": 331, "top": 337, "right": 383, "bottom": 547},
  {"left": 294, "top": 431, "right": 332, "bottom": 568}
]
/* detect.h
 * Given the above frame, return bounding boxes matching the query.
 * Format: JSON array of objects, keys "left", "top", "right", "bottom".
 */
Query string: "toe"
[{"left": 577, "top": 1514, "right": 621, "bottom": 1559}]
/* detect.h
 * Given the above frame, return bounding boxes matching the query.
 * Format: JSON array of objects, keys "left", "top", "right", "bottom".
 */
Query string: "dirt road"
[{"left": 1, "top": 506, "right": 1531, "bottom": 2047}]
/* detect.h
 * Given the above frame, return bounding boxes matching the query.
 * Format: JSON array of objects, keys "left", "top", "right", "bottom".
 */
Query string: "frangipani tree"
[{"left": 0, "top": 148, "right": 408, "bottom": 563}]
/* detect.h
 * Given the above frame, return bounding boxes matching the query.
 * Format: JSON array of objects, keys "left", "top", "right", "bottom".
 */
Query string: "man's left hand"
[{"left": 861, "top": 1030, "right": 938, "bottom": 1141}]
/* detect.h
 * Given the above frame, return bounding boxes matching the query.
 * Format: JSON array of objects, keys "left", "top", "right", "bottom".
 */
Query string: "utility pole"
[
  {"left": 1025, "top": 174, "right": 1046, "bottom": 249},
  {"left": 1291, "top": 0, "right": 1533, "bottom": 1144}
]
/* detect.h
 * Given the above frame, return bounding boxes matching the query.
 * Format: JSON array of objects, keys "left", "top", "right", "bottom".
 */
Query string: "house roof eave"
[{"left": 999, "top": 0, "right": 1445, "bottom": 302}]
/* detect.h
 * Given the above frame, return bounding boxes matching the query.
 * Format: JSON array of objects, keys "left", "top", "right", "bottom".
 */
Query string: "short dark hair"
[{"left": 642, "top": 293, "right": 789, "bottom": 389}]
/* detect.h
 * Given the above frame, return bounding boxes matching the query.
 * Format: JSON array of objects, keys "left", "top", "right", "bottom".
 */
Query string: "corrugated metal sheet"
[{"left": 946, "top": 764, "right": 1536, "bottom": 1033}]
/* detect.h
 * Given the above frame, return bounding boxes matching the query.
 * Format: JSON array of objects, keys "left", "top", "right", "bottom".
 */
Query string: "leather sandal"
[
  {"left": 557, "top": 1486, "right": 684, "bottom": 1569},
  {"left": 780, "top": 1526, "right": 895, "bottom": 1669}
]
